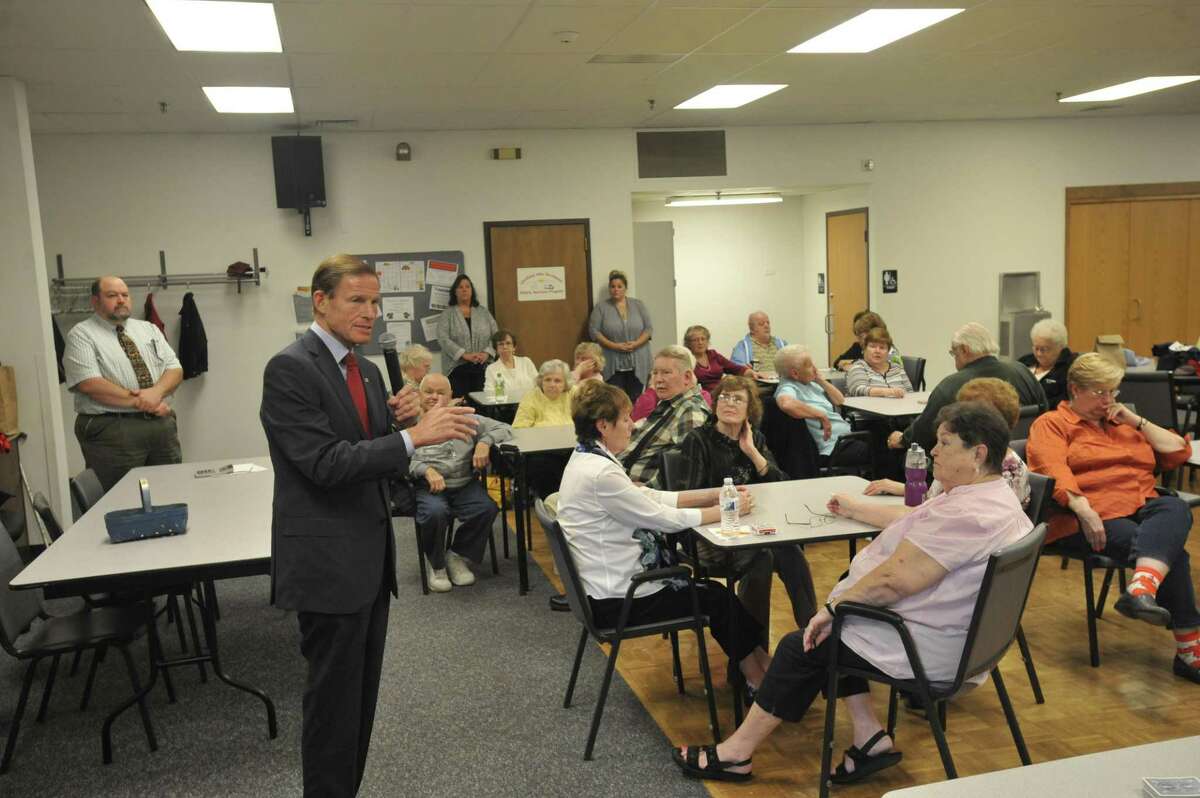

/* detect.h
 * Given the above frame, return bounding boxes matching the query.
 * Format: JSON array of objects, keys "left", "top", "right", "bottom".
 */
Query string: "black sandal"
[
  {"left": 672, "top": 744, "right": 752, "bottom": 782},
  {"left": 830, "top": 730, "right": 902, "bottom": 784}
]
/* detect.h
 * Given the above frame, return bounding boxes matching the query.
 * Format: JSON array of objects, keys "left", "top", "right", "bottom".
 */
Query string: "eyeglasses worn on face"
[
  {"left": 1084, "top": 388, "right": 1120, "bottom": 399},
  {"left": 717, "top": 394, "right": 747, "bottom": 405}
]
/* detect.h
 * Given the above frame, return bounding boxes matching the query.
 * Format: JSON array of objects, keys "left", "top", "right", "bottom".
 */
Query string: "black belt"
[{"left": 83, "top": 412, "right": 167, "bottom": 421}]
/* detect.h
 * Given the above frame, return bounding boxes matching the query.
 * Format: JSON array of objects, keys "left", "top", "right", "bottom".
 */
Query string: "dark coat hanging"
[{"left": 178, "top": 292, "right": 209, "bottom": 379}]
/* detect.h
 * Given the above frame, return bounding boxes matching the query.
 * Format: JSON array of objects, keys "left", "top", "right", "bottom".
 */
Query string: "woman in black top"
[
  {"left": 678, "top": 375, "right": 817, "bottom": 645},
  {"left": 1017, "top": 318, "right": 1075, "bottom": 410}
]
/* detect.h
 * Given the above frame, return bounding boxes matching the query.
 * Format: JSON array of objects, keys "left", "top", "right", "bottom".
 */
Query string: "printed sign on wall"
[{"left": 516, "top": 266, "right": 567, "bottom": 302}]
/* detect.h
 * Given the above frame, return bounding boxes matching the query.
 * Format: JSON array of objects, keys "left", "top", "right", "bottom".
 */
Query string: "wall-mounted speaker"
[{"left": 271, "top": 136, "right": 326, "bottom": 210}]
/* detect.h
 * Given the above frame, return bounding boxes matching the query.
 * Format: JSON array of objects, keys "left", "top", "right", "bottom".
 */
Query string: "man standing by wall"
[
  {"left": 261, "top": 254, "right": 476, "bottom": 797},
  {"left": 63, "top": 275, "right": 183, "bottom": 491}
]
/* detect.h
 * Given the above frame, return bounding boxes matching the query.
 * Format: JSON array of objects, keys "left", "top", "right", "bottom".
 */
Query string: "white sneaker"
[
  {"left": 445, "top": 551, "right": 476, "bottom": 586},
  {"left": 426, "top": 558, "right": 452, "bottom": 593}
]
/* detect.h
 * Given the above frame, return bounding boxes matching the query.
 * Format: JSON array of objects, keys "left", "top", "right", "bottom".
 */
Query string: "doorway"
[
  {"left": 484, "top": 220, "right": 594, "bottom": 369},
  {"left": 825, "top": 208, "right": 869, "bottom": 364}
]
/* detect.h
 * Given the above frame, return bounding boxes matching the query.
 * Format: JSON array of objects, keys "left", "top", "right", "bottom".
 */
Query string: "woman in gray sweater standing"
[
  {"left": 437, "top": 274, "right": 498, "bottom": 397},
  {"left": 588, "top": 269, "right": 653, "bottom": 399}
]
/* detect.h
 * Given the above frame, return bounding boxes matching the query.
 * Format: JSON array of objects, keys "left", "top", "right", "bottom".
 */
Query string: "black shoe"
[
  {"left": 549, "top": 594, "right": 570, "bottom": 612},
  {"left": 1114, "top": 592, "right": 1172, "bottom": 627},
  {"left": 1174, "top": 656, "right": 1200, "bottom": 684}
]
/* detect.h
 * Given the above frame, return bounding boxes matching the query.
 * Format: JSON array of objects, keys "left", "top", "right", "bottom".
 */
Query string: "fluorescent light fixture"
[
  {"left": 146, "top": 0, "right": 282, "bottom": 52},
  {"left": 666, "top": 193, "right": 784, "bottom": 208},
  {"left": 675, "top": 84, "right": 787, "bottom": 110},
  {"left": 1059, "top": 76, "right": 1200, "bottom": 103},
  {"left": 203, "top": 86, "right": 294, "bottom": 113},
  {"left": 789, "top": 9, "right": 964, "bottom": 54}
]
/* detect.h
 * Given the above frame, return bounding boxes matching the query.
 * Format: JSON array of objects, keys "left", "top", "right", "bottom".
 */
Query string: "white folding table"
[{"left": 842, "top": 390, "right": 931, "bottom": 418}]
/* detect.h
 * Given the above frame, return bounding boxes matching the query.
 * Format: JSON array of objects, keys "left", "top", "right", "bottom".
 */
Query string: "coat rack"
[{"left": 51, "top": 248, "right": 269, "bottom": 297}]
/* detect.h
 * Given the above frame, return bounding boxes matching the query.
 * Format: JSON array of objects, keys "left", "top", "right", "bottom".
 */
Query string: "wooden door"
[
  {"left": 1066, "top": 201, "right": 1131, "bottom": 352},
  {"left": 826, "top": 209, "right": 869, "bottom": 364},
  {"left": 1129, "top": 199, "right": 1191, "bottom": 353},
  {"left": 485, "top": 220, "right": 593, "bottom": 370}
]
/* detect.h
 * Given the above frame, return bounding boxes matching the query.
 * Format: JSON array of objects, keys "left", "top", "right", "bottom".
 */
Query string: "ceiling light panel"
[
  {"left": 147, "top": 0, "right": 283, "bottom": 53},
  {"left": 666, "top": 194, "right": 783, "bottom": 207},
  {"left": 203, "top": 86, "right": 293, "bottom": 113},
  {"left": 675, "top": 84, "right": 787, "bottom": 110},
  {"left": 789, "top": 9, "right": 964, "bottom": 54},
  {"left": 1059, "top": 76, "right": 1200, "bottom": 103}
]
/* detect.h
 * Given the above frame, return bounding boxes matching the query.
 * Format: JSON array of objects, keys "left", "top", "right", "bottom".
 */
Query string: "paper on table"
[
  {"left": 708, "top": 525, "right": 775, "bottom": 538},
  {"left": 231, "top": 463, "right": 268, "bottom": 474},
  {"left": 382, "top": 296, "right": 414, "bottom": 321}
]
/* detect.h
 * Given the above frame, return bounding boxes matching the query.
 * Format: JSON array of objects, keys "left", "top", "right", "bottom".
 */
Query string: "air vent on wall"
[
  {"left": 311, "top": 119, "right": 359, "bottom": 128},
  {"left": 636, "top": 130, "right": 726, "bottom": 179},
  {"left": 589, "top": 54, "right": 680, "bottom": 65}
]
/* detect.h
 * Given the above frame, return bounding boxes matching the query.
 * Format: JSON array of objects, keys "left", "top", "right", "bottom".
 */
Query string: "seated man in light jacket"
[
  {"left": 731, "top": 311, "right": 788, "bottom": 370},
  {"left": 411, "top": 373, "right": 512, "bottom": 592}
]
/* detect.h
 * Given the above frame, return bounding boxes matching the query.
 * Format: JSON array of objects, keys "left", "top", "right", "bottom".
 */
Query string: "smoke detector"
[{"left": 554, "top": 30, "right": 580, "bottom": 44}]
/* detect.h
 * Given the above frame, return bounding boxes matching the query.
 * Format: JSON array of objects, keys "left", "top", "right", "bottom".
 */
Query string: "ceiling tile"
[
  {"left": 176, "top": 54, "right": 291, "bottom": 88},
  {"left": 0, "top": 0, "right": 169, "bottom": 50},
  {"left": 502, "top": 6, "right": 645, "bottom": 53},
  {"left": 289, "top": 52, "right": 492, "bottom": 87},
  {"left": 0, "top": 48, "right": 192, "bottom": 86},
  {"left": 601, "top": 7, "right": 757, "bottom": 54},
  {"left": 474, "top": 53, "right": 590, "bottom": 87},
  {"left": 700, "top": 7, "right": 859, "bottom": 54}
]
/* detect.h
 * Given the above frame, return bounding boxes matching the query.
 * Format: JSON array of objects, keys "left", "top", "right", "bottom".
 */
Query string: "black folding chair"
[
  {"left": 1011, "top": 405, "right": 1041, "bottom": 441},
  {"left": 68, "top": 468, "right": 105, "bottom": 523},
  {"left": 817, "top": 523, "right": 1046, "bottom": 797},
  {"left": 901, "top": 356, "right": 927, "bottom": 391},
  {"left": 0, "top": 519, "right": 157, "bottom": 772},
  {"left": 535, "top": 499, "right": 721, "bottom": 760},
  {"left": 408, "top": 471, "right": 499, "bottom": 595},
  {"left": 1119, "top": 370, "right": 1177, "bottom": 431}
]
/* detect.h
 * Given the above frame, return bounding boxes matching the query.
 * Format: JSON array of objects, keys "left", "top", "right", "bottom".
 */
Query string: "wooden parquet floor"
[{"left": 520, "top": 485, "right": 1200, "bottom": 798}]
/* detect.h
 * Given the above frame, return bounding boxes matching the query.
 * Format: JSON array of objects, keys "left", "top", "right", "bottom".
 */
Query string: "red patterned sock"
[
  {"left": 1174, "top": 629, "right": 1200, "bottom": 665},
  {"left": 1127, "top": 566, "right": 1164, "bottom": 599}
]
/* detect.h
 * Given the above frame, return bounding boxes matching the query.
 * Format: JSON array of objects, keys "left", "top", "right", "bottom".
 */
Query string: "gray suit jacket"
[{"left": 260, "top": 330, "right": 406, "bottom": 614}]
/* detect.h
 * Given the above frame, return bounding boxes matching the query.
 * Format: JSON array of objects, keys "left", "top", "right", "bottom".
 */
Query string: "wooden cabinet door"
[{"left": 1066, "top": 201, "right": 1130, "bottom": 352}]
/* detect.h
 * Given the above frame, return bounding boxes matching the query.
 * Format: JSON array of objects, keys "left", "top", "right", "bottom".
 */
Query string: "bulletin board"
[{"left": 350, "top": 250, "right": 463, "bottom": 357}]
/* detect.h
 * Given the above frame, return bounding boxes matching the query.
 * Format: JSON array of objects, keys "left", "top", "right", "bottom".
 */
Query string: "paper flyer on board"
[
  {"left": 427, "top": 260, "right": 459, "bottom": 288},
  {"left": 419, "top": 315, "right": 439, "bottom": 342},
  {"left": 376, "top": 260, "right": 404, "bottom": 293},
  {"left": 385, "top": 321, "right": 412, "bottom": 348},
  {"left": 429, "top": 286, "right": 451, "bottom": 310},
  {"left": 516, "top": 266, "right": 566, "bottom": 301},
  {"left": 382, "top": 296, "right": 414, "bottom": 322},
  {"left": 396, "top": 260, "right": 425, "bottom": 292}
]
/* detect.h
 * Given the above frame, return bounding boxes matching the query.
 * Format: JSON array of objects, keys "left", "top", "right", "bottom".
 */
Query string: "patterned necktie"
[
  {"left": 115, "top": 325, "right": 154, "bottom": 389},
  {"left": 344, "top": 353, "right": 371, "bottom": 438}
]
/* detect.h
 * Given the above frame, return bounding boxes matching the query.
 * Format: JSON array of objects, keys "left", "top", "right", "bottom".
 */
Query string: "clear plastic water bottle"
[
  {"left": 904, "top": 443, "right": 928, "bottom": 507},
  {"left": 494, "top": 372, "right": 506, "bottom": 402},
  {"left": 720, "top": 478, "right": 739, "bottom": 532}
]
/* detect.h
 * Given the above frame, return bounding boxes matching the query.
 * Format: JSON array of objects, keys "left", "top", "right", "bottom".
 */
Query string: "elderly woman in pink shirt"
[{"left": 673, "top": 401, "right": 1032, "bottom": 786}]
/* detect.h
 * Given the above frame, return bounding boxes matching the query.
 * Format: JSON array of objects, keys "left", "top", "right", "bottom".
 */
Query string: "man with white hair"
[
  {"left": 731, "top": 311, "right": 787, "bottom": 371},
  {"left": 623, "top": 346, "right": 711, "bottom": 486},
  {"left": 888, "top": 322, "right": 1047, "bottom": 453},
  {"left": 774, "top": 344, "right": 868, "bottom": 466}
]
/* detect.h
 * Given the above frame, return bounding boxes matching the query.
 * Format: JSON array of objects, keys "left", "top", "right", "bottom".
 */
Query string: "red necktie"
[{"left": 344, "top": 353, "right": 371, "bottom": 438}]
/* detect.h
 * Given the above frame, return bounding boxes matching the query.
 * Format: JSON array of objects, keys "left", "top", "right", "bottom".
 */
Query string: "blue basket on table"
[{"left": 103, "top": 478, "right": 188, "bottom": 543}]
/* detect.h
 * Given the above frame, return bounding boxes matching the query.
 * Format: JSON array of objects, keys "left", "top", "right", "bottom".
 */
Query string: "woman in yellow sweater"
[{"left": 512, "top": 359, "right": 573, "bottom": 498}]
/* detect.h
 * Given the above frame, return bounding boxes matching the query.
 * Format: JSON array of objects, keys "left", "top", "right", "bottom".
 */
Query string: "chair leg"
[
  {"left": 208, "top": 583, "right": 221, "bottom": 621},
  {"left": 1015, "top": 625, "right": 1045, "bottom": 704},
  {"left": 499, "top": 476, "right": 510, "bottom": 559},
  {"left": 937, "top": 699, "right": 948, "bottom": 731},
  {"left": 81, "top": 645, "right": 105, "bottom": 711},
  {"left": 923, "top": 687, "right": 958, "bottom": 779},
  {"left": 182, "top": 590, "right": 208, "bottom": 683},
  {"left": 35, "top": 653, "right": 61, "bottom": 723},
  {"left": 1083, "top": 563, "right": 1101, "bottom": 667},
  {"left": 692, "top": 625, "right": 721, "bottom": 744},
  {"left": 69, "top": 649, "right": 83, "bottom": 677},
  {"left": 886, "top": 686, "right": 899, "bottom": 739},
  {"left": 564, "top": 627, "right": 588, "bottom": 708},
  {"left": 168, "top": 593, "right": 187, "bottom": 653},
  {"left": 992, "top": 667, "right": 1031, "bottom": 765},
  {"left": 414, "top": 521, "right": 430, "bottom": 596},
  {"left": 1096, "top": 567, "right": 1116, "bottom": 618},
  {"left": 818, "top": 653, "right": 840, "bottom": 798},
  {"left": 487, "top": 518, "right": 500, "bottom": 576},
  {"left": 848, "top": 538, "right": 857, "bottom": 560},
  {"left": 669, "top": 631, "right": 684, "bottom": 695},
  {"left": 1, "top": 658, "right": 38, "bottom": 775},
  {"left": 1060, "top": 555, "right": 1069, "bottom": 570},
  {"left": 1117, "top": 568, "right": 1127, "bottom": 594},
  {"left": 106, "top": 643, "right": 158, "bottom": 764},
  {"left": 583, "top": 638, "right": 621, "bottom": 760}
]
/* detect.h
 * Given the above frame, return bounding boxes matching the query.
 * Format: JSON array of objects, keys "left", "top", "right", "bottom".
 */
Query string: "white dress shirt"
[
  {"left": 556, "top": 443, "right": 702, "bottom": 601},
  {"left": 63, "top": 314, "right": 182, "bottom": 415}
]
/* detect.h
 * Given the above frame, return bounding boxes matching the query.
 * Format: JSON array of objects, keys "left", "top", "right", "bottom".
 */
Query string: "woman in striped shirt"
[{"left": 845, "top": 327, "right": 912, "bottom": 398}]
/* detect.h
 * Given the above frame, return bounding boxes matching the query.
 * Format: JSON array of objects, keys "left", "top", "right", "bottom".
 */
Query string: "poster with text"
[
  {"left": 382, "top": 296, "right": 415, "bottom": 322},
  {"left": 385, "top": 321, "right": 412, "bottom": 348},
  {"left": 516, "top": 266, "right": 566, "bottom": 302},
  {"left": 419, "top": 315, "right": 439, "bottom": 342},
  {"left": 429, "top": 286, "right": 451, "bottom": 310},
  {"left": 376, "top": 260, "right": 404, "bottom": 293},
  {"left": 427, "top": 259, "right": 459, "bottom": 288}
]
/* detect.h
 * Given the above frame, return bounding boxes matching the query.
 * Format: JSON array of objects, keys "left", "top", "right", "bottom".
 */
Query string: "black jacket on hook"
[{"left": 178, "top": 292, "right": 209, "bottom": 379}]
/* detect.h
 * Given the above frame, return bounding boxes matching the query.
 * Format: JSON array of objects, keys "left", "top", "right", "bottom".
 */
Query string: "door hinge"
[{"left": 863, "top": 229, "right": 869, "bottom": 242}]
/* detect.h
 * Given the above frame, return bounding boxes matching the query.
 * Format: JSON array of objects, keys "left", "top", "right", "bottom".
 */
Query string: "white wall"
[
  {"left": 27, "top": 113, "right": 1200, "bottom": 470},
  {"left": 632, "top": 196, "right": 805, "bottom": 354}
]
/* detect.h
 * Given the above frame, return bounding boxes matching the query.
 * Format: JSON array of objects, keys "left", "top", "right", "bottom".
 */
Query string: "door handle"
[
  {"left": 1131, "top": 298, "right": 1141, "bottom": 320},
  {"left": 825, "top": 314, "right": 833, "bottom": 335}
]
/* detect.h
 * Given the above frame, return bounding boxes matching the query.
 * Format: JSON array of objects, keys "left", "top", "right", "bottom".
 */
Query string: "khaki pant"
[{"left": 74, "top": 412, "right": 183, "bottom": 492}]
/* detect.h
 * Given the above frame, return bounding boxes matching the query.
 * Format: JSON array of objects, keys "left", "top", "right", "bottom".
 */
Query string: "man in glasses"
[{"left": 888, "top": 322, "right": 1046, "bottom": 454}]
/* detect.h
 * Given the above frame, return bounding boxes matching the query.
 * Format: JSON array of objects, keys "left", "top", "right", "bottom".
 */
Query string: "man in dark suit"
[{"left": 261, "top": 254, "right": 476, "bottom": 797}]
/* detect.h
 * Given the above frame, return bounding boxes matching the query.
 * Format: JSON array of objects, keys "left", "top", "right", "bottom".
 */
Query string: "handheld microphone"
[{"left": 377, "top": 332, "right": 404, "bottom": 395}]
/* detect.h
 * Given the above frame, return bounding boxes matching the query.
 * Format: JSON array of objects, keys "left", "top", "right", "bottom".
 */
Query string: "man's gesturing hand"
[
  {"left": 408, "top": 405, "right": 478, "bottom": 448},
  {"left": 388, "top": 385, "right": 421, "bottom": 425}
]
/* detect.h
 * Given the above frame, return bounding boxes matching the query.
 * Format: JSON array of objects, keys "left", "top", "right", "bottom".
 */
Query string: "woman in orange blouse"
[{"left": 1028, "top": 353, "right": 1198, "bottom": 684}]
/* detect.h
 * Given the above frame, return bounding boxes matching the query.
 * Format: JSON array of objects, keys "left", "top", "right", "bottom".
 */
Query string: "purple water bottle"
[{"left": 904, "top": 443, "right": 927, "bottom": 507}]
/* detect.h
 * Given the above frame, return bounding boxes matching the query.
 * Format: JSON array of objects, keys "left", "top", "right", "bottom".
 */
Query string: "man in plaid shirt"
[{"left": 622, "top": 345, "right": 711, "bottom": 487}]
